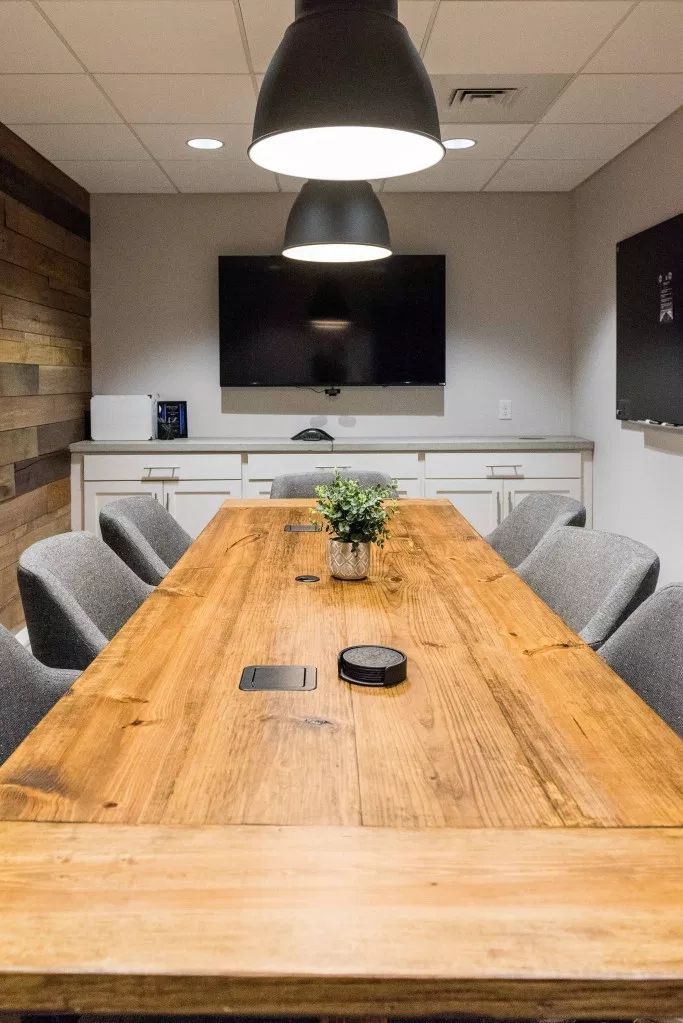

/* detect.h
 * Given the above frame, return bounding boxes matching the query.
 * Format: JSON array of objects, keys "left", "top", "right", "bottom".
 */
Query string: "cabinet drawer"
[
  {"left": 84, "top": 453, "right": 242, "bottom": 482},
  {"left": 246, "top": 452, "right": 420, "bottom": 481},
  {"left": 245, "top": 477, "right": 422, "bottom": 499},
  {"left": 425, "top": 451, "right": 582, "bottom": 480}
]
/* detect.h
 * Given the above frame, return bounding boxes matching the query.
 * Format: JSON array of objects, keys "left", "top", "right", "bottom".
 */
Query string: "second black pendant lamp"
[
  {"left": 249, "top": 0, "right": 444, "bottom": 181},
  {"left": 283, "top": 180, "right": 392, "bottom": 263}
]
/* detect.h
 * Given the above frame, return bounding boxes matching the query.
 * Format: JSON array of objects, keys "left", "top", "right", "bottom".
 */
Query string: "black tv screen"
[
  {"left": 616, "top": 212, "right": 682, "bottom": 425},
  {"left": 218, "top": 255, "right": 446, "bottom": 387}
]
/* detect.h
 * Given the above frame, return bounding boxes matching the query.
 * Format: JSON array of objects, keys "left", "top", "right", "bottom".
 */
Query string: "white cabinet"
[
  {"left": 85, "top": 478, "right": 240, "bottom": 538},
  {"left": 504, "top": 477, "right": 582, "bottom": 517},
  {"left": 246, "top": 451, "right": 422, "bottom": 499},
  {"left": 424, "top": 451, "right": 582, "bottom": 480},
  {"left": 83, "top": 453, "right": 241, "bottom": 481},
  {"left": 84, "top": 480, "right": 162, "bottom": 534},
  {"left": 73, "top": 444, "right": 592, "bottom": 536},
  {"left": 81, "top": 452, "right": 243, "bottom": 538},
  {"left": 165, "top": 480, "right": 241, "bottom": 537},
  {"left": 425, "top": 479, "right": 503, "bottom": 535},
  {"left": 423, "top": 449, "right": 590, "bottom": 533}
]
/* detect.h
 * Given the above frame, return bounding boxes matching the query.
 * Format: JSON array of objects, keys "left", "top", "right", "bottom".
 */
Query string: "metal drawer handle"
[
  {"left": 142, "top": 466, "right": 180, "bottom": 482},
  {"left": 315, "top": 465, "right": 352, "bottom": 470},
  {"left": 486, "top": 463, "right": 524, "bottom": 480}
]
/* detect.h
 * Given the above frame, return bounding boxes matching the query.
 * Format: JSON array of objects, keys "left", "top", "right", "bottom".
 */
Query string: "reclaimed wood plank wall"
[{"left": 0, "top": 124, "right": 91, "bottom": 629}]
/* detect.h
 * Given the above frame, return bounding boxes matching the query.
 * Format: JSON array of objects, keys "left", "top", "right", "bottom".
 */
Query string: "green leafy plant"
[{"left": 313, "top": 472, "right": 398, "bottom": 550}]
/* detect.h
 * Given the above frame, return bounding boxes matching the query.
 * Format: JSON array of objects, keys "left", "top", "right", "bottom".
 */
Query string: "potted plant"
[{"left": 313, "top": 472, "right": 398, "bottom": 580}]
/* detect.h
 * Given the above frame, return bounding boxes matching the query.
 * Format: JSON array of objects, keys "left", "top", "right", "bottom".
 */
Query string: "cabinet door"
[
  {"left": 424, "top": 479, "right": 503, "bottom": 535},
  {"left": 504, "top": 478, "right": 583, "bottom": 519},
  {"left": 84, "top": 481, "right": 162, "bottom": 535},
  {"left": 165, "top": 480, "right": 241, "bottom": 538}
]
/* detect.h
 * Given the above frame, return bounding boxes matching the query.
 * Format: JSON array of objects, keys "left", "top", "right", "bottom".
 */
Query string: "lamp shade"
[
  {"left": 250, "top": 0, "right": 444, "bottom": 181},
  {"left": 283, "top": 180, "right": 392, "bottom": 263}
]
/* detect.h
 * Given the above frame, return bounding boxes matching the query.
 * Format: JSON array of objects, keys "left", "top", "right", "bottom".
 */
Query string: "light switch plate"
[{"left": 499, "top": 399, "right": 513, "bottom": 420}]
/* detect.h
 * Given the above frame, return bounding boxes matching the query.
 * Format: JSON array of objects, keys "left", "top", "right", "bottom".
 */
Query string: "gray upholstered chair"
[
  {"left": 517, "top": 526, "right": 660, "bottom": 649},
  {"left": 18, "top": 531, "right": 153, "bottom": 671},
  {"left": 271, "top": 470, "right": 397, "bottom": 498},
  {"left": 600, "top": 585, "right": 683, "bottom": 737},
  {"left": 487, "top": 492, "right": 586, "bottom": 568},
  {"left": 100, "top": 496, "right": 192, "bottom": 585},
  {"left": 0, "top": 625, "right": 79, "bottom": 764}
]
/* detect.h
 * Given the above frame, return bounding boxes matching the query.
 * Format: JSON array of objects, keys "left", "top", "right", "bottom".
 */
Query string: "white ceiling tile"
[
  {"left": 399, "top": 1, "right": 436, "bottom": 52},
  {"left": 0, "top": 74, "right": 120, "bottom": 123},
  {"left": 134, "top": 122, "right": 253, "bottom": 161},
  {"left": 55, "top": 159, "right": 175, "bottom": 192},
  {"left": 96, "top": 74, "right": 255, "bottom": 122},
  {"left": 424, "top": 1, "right": 631, "bottom": 74},
  {"left": 160, "top": 159, "right": 277, "bottom": 192},
  {"left": 543, "top": 73, "right": 683, "bottom": 123},
  {"left": 486, "top": 158, "right": 604, "bottom": 191},
  {"left": 9, "top": 122, "right": 148, "bottom": 160},
  {"left": 241, "top": 0, "right": 435, "bottom": 74},
  {"left": 439, "top": 122, "right": 533, "bottom": 158},
  {"left": 586, "top": 2, "right": 683, "bottom": 73},
  {"left": 384, "top": 158, "right": 502, "bottom": 191},
  {"left": 40, "top": 1, "right": 249, "bottom": 73},
  {"left": 0, "top": 1, "right": 80, "bottom": 72},
  {"left": 513, "top": 122, "right": 652, "bottom": 161},
  {"left": 239, "top": 0, "right": 289, "bottom": 73}
]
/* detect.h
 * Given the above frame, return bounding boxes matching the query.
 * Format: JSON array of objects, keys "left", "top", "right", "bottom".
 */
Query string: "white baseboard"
[{"left": 13, "top": 626, "right": 30, "bottom": 650}]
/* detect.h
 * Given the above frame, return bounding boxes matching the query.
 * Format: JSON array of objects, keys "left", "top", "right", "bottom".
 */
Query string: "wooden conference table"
[{"left": 0, "top": 499, "right": 681, "bottom": 1018}]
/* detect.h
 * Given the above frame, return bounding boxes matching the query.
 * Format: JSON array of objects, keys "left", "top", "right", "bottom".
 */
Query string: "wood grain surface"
[
  {"left": 0, "top": 128, "right": 90, "bottom": 629},
  {"left": 1, "top": 499, "right": 681, "bottom": 828},
  {"left": 0, "top": 822, "right": 681, "bottom": 1017}
]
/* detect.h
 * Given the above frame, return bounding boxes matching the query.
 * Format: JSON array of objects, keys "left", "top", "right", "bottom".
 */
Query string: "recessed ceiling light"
[
  {"left": 186, "top": 137, "right": 223, "bottom": 150},
  {"left": 443, "top": 137, "right": 477, "bottom": 150}
]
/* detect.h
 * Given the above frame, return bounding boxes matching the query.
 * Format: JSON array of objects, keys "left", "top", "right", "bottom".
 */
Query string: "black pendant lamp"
[
  {"left": 250, "top": 0, "right": 444, "bottom": 181},
  {"left": 283, "top": 180, "right": 392, "bottom": 263}
]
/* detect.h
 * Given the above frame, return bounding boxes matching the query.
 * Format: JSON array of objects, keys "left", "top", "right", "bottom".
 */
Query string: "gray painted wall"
[
  {"left": 91, "top": 191, "right": 573, "bottom": 440},
  {"left": 571, "top": 107, "right": 683, "bottom": 586}
]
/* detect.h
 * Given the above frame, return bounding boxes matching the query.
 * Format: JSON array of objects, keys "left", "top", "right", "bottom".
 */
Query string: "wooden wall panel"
[
  {"left": 37, "top": 418, "right": 85, "bottom": 455},
  {"left": 0, "top": 427, "right": 37, "bottom": 465},
  {"left": 0, "top": 363, "right": 38, "bottom": 395},
  {"left": 0, "top": 466, "right": 14, "bottom": 502},
  {"left": 0, "top": 125, "right": 90, "bottom": 630},
  {"left": 38, "top": 365, "right": 91, "bottom": 394},
  {"left": 0, "top": 333, "right": 90, "bottom": 367},
  {"left": 0, "top": 259, "right": 90, "bottom": 316}
]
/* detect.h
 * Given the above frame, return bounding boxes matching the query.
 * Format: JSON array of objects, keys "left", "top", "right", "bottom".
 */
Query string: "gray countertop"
[{"left": 71, "top": 435, "right": 594, "bottom": 454}]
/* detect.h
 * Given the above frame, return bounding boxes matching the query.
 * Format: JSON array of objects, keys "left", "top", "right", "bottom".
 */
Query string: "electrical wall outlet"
[{"left": 498, "top": 399, "right": 512, "bottom": 420}]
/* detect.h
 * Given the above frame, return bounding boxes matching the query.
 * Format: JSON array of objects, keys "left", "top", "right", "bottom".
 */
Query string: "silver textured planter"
[{"left": 329, "top": 539, "right": 370, "bottom": 580}]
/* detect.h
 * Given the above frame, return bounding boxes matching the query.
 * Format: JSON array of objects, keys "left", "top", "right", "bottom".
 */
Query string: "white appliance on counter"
[{"left": 90, "top": 395, "right": 158, "bottom": 441}]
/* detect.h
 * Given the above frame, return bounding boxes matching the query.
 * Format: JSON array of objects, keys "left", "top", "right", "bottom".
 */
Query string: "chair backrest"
[
  {"left": 100, "top": 496, "right": 192, "bottom": 585},
  {"left": 18, "top": 531, "right": 153, "bottom": 670},
  {"left": 600, "top": 584, "right": 683, "bottom": 738},
  {"left": 487, "top": 492, "right": 586, "bottom": 568},
  {"left": 270, "top": 470, "right": 397, "bottom": 499},
  {"left": 0, "top": 624, "right": 79, "bottom": 764},
  {"left": 517, "top": 526, "right": 660, "bottom": 649}
]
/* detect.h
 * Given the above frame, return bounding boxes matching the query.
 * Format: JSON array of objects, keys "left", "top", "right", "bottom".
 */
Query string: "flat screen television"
[
  {"left": 616, "top": 212, "right": 682, "bottom": 425},
  {"left": 218, "top": 255, "right": 446, "bottom": 387}
]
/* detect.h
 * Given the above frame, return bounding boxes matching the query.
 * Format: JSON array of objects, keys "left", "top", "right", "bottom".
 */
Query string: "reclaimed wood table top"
[{"left": 0, "top": 499, "right": 681, "bottom": 1016}]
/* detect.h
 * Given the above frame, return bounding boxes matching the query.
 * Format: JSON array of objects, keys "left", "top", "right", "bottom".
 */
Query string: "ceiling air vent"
[{"left": 450, "top": 87, "right": 519, "bottom": 110}]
